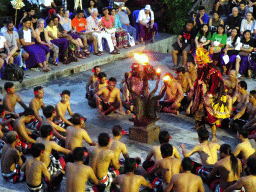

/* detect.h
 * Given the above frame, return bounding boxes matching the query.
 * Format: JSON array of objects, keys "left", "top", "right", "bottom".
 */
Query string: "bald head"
[{"left": 6, "top": 131, "right": 18, "bottom": 144}]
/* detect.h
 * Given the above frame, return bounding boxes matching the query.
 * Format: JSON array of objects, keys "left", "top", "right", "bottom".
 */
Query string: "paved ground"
[{"left": 0, "top": 52, "right": 256, "bottom": 191}]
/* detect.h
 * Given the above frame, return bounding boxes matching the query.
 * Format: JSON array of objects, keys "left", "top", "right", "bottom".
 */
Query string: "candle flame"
[
  {"left": 163, "top": 75, "right": 170, "bottom": 81},
  {"left": 156, "top": 68, "right": 161, "bottom": 73}
]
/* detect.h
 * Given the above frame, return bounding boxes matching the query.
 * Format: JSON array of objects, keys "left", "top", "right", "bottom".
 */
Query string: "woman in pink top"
[{"left": 100, "top": 7, "right": 118, "bottom": 51}]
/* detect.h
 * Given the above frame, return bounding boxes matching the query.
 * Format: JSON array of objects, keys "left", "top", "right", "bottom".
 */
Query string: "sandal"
[
  {"left": 93, "top": 52, "right": 102, "bottom": 56},
  {"left": 82, "top": 47, "right": 90, "bottom": 55},
  {"left": 77, "top": 51, "right": 87, "bottom": 59},
  {"left": 110, "top": 50, "right": 119, "bottom": 54},
  {"left": 52, "top": 61, "right": 59, "bottom": 66},
  {"left": 98, "top": 51, "right": 104, "bottom": 55}
]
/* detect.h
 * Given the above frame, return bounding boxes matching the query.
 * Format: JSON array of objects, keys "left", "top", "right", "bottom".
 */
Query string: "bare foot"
[
  {"left": 43, "top": 66, "right": 51, "bottom": 72},
  {"left": 186, "top": 109, "right": 190, "bottom": 115}
]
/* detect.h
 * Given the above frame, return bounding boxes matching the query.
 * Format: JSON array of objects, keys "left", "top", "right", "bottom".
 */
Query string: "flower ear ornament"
[{"left": 92, "top": 68, "right": 96, "bottom": 73}]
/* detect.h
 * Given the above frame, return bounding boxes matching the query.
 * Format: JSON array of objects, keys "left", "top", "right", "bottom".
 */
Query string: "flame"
[
  {"left": 134, "top": 53, "right": 149, "bottom": 64},
  {"left": 163, "top": 75, "right": 170, "bottom": 81},
  {"left": 194, "top": 46, "right": 211, "bottom": 67},
  {"left": 156, "top": 68, "right": 161, "bottom": 74}
]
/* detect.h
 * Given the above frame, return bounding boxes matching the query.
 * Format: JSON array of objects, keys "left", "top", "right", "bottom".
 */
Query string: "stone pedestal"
[{"left": 129, "top": 122, "right": 160, "bottom": 144}]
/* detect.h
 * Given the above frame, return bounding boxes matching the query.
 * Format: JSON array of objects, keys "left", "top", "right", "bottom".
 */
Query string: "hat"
[{"left": 145, "top": 4, "right": 151, "bottom": 10}]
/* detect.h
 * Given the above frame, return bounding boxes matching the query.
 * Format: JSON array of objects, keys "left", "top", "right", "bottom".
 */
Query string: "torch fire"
[
  {"left": 163, "top": 75, "right": 170, "bottom": 81},
  {"left": 134, "top": 53, "right": 149, "bottom": 65},
  {"left": 156, "top": 68, "right": 161, "bottom": 74}
]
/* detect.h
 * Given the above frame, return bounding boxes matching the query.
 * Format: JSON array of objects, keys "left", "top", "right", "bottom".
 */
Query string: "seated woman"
[
  {"left": 101, "top": 7, "right": 119, "bottom": 52},
  {"left": 210, "top": 25, "right": 227, "bottom": 66},
  {"left": 59, "top": 10, "right": 87, "bottom": 58},
  {"left": 235, "top": 30, "right": 254, "bottom": 78},
  {"left": 195, "top": 24, "right": 211, "bottom": 50},
  {"left": 208, "top": 12, "right": 224, "bottom": 33},
  {"left": 35, "top": 19, "right": 59, "bottom": 66},
  {"left": 240, "top": 12, "right": 254, "bottom": 35},
  {"left": 18, "top": 17, "right": 50, "bottom": 72},
  {"left": 46, "top": 17, "right": 72, "bottom": 64},
  {"left": 221, "top": 28, "right": 241, "bottom": 74},
  {"left": 136, "top": 4, "right": 157, "bottom": 44},
  {"left": 88, "top": 0, "right": 98, "bottom": 15},
  {"left": 111, "top": 8, "right": 128, "bottom": 49}
]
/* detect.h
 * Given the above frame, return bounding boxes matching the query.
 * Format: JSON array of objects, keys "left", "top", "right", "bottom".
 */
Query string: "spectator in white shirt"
[
  {"left": 240, "top": 12, "right": 254, "bottom": 35},
  {"left": 136, "top": 4, "right": 157, "bottom": 44},
  {"left": 86, "top": 8, "right": 119, "bottom": 54}
]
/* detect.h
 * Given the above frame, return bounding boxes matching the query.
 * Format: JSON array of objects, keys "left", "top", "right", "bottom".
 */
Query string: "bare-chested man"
[
  {"left": 181, "top": 129, "right": 220, "bottom": 176},
  {"left": 176, "top": 67, "right": 192, "bottom": 112},
  {"left": 36, "top": 125, "right": 71, "bottom": 173},
  {"left": 88, "top": 133, "right": 121, "bottom": 188},
  {"left": 148, "top": 144, "right": 181, "bottom": 191},
  {"left": 1, "top": 131, "right": 24, "bottom": 183},
  {"left": 229, "top": 90, "right": 256, "bottom": 131},
  {"left": 143, "top": 130, "right": 181, "bottom": 173},
  {"left": 41, "top": 105, "right": 66, "bottom": 142},
  {"left": 208, "top": 144, "right": 242, "bottom": 191},
  {"left": 164, "top": 157, "right": 204, "bottom": 192},
  {"left": 54, "top": 90, "right": 74, "bottom": 127},
  {"left": 29, "top": 86, "right": 45, "bottom": 123},
  {"left": 0, "top": 105, "right": 15, "bottom": 140},
  {"left": 21, "top": 143, "right": 64, "bottom": 191},
  {"left": 224, "top": 70, "right": 238, "bottom": 97},
  {"left": 232, "top": 81, "right": 249, "bottom": 112},
  {"left": 109, "top": 125, "right": 129, "bottom": 163},
  {"left": 66, "top": 147, "right": 103, "bottom": 192},
  {"left": 86, "top": 66, "right": 101, "bottom": 99},
  {"left": 159, "top": 73, "right": 184, "bottom": 114},
  {"left": 95, "top": 77, "right": 125, "bottom": 115},
  {"left": 3, "top": 82, "right": 27, "bottom": 114},
  {"left": 224, "top": 157, "right": 256, "bottom": 192},
  {"left": 13, "top": 108, "right": 37, "bottom": 148},
  {"left": 233, "top": 128, "right": 256, "bottom": 166},
  {"left": 65, "top": 113, "right": 96, "bottom": 151},
  {"left": 111, "top": 158, "right": 152, "bottom": 192},
  {"left": 185, "top": 61, "right": 197, "bottom": 86}
]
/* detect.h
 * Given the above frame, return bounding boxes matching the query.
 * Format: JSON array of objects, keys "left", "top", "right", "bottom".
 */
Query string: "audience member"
[
  {"left": 195, "top": 24, "right": 211, "bottom": 49},
  {"left": 0, "top": 32, "right": 14, "bottom": 66},
  {"left": 136, "top": 4, "right": 157, "bottom": 44},
  {"left": 88, "top": 0, "right": 98, "bottom": 15},
  {"left": 87, "top": 8, "right": 119, "bottom": 54},
  {"left": 240, "top": 12, "right": 254, "bottom": 35},
  {"left": 209, "top": 12, "right": 224, "bottom": 33},
  {"left": 193, "top": 6, "right": 209, "bottom": 28},
  {"left": 238, "top": 1, "right": 249, "bottom": 19},
  {"left": 172, "top": 21, "right": 196, "bottom": 67},
  {"left": 1, "top": 19, "right": 18, "bottom": 34},
  {"left": 117, "top": 3, "right": 137, "bottom": 43},
  {"left": 226, "top": 7, "right": 242, "bottom": 33}
]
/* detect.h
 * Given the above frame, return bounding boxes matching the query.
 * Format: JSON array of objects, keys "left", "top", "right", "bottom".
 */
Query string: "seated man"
[
  {"left": 54, "top": 90, "right": 74, "bottom": 127},
  {"left": 172, "top": 21, "right": 196, "bottom": 67},
  {"left": 193, "top": 6, "right": 209, "bottom": 28},
  {"left": 229, "top": 90, "right": 256, "bottom": 131},
  {"left": 1, "top": 131, "right": 24, "bottom": 183},
  {"left": 3, "top": 20, "right": 29, "bottom": 68},
  {"left": 88, "top": 133, "right": 121, "bottom": 188},
  {"left": 3, "top": 82, "right": 27, "bottom": 114},
  {"left": 226, "top": 7, "right": 242, "bottom": 33},
  {"left": 13, "top": 108, "right": 37, "bottom": 152},
  {"left": 148, "top": 144, "right": 181, "bottom": 191},
  {"left": 66, "top": 147, "right": 103, "bottom": 192},
  {"left": 0, "top": 105, "right": 16, "bottom": 140},
  {"left": 117, "top": 3, "right": 138, "bottom": 44},
  {"left": 111, "top": 158, "right": 152, "bottom": 192},
  {"left": 232, "top": 80, "right": 249, "bottom": 112},
  {"left": 65, "top": 113, "right": 96, "bottom": 151},
  {"left": 185, "top": 60, "right": 197, "bottom": 86},
  {"left": 143, "top": 130, "right": 181, "bottom": 173},
  {"left": 233, "top": 128, "right": 256, "bottom": 165},
  {"left": 175, "top": 67, "right": 192, "bottom": 111},
  {"left": 95, "top": 77, "right": 125, "bottom": 115},
  {"left": 36, "top": 125, "right": 71, "bottom": 187},
  {"left": 224, "top": 157, "right": 256, "bottom": 192},
  {"left": 41, "top": 105, "right": 66, "bottom": 142},
  {"left": 208, "top": 144, "right": 242, "bottom": 191},
  {"left": 159, "top": 73, "right": 184, "bottom": 114},
  {"left": 86, "top": 66, "right": 101, "bottom": 98},
  {"left": 29, "top": 86, "right": 45, "bottom": 124},
  {"left": 164, "top": 157, "right": 205, "bottom": 192},
  {"left": 86, "top": 8, "right": 120, "bottom": 54},
  {"left": 224, "top": 70, "right": 238, "bottom": 98},
  {"left": 71, "top": 9, "right": 98, "bottom": 55},
  {"left": 21, "top": 143, "right": 64, "bottom": 192},
  {"left": 0, "top": 30, "right": 14, "bottom": 65},
  {"left": 88, "top": 72, "right": 108, "bottom": 108},
  {"left": 180, "top": 129, "right": 220, "bottom": 177}
]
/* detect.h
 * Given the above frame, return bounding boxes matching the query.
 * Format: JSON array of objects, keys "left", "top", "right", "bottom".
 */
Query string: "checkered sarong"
[{"left": 48, "top": 155, "right": 63, "bottom": 175}]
